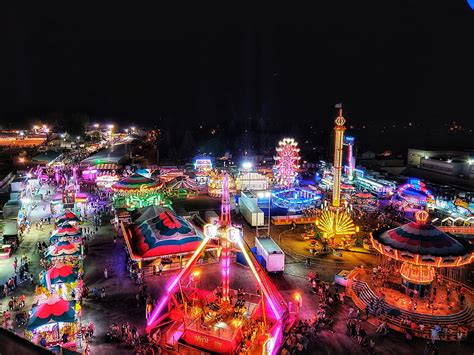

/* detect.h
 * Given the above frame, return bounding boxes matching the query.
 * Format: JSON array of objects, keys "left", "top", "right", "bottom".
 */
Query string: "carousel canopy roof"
[
  {"left": 372, "top": 211, "right": 472, "bottom": 258},
  {"left": 27, "top": 296, "right": 76, "bottom": 330},
  {"left": 112, "top": 173, "right": 163, "bottom": 193},
  {"left": 127, "top": 208, "right": 203, "bottom": 258}
]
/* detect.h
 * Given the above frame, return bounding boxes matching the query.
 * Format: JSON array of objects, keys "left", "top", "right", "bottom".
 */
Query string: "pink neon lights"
[
  {"left": 274, "top": 138, "right": 301, "bottom": 188},
  {"left": 235, "top": 237, "right": 282, "bottom": 321},
  {"left": 147, "top": 233, "right": 212, "bottom": 326},
  {"left": 220, "top": 174, "right": 231, "bottom": 226}
]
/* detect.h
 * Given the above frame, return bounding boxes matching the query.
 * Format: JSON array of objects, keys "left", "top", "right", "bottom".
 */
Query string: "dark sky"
[{"left": 1, "top": 3, "right": 473, "bottom": 151}]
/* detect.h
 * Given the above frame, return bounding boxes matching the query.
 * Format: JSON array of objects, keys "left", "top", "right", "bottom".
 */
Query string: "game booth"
[
  {"left": 26, "top": 295, "right": 77, "bottom": 349},
  {"left": 50, "top": 223, "right": 82, "bottom": 244},
  {"left": 55, "top": 211, "right": 81, "bottom": 226},
  {"left": 45, "top": 240, "right": 82, "bottom": 264},
  {"left": 41, "top": 262, "right": 82, "bottom": 301}
]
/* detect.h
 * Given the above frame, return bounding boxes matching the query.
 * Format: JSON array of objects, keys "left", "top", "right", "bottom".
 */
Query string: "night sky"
[{"left": 1, "top": 3, "right": 473, "bottom": 153}]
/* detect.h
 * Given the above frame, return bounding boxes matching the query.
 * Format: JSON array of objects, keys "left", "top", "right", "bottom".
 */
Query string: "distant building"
[
  {"left": 404, "top": 148, "right": 474, "bottom": 188},
  {"left": 407, "top": 148, "right": 473, "bottom": 178},
  {"left": 357, "top": 150, "right": 405, "bottom": 170}
]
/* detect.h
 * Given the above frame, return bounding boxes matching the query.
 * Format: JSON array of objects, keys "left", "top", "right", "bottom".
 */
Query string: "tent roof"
[
  {"left": 127, "top": 208, "right": 203, "bottom": 258},
  {"left": 28, "top": 296, "right": 76, "bottom": 330},
  {"left": 32, "top": 151, "right": 62, "bottom": 163},
  {"left": 81, "top": 143, "right": 130, "bottom": 165}
]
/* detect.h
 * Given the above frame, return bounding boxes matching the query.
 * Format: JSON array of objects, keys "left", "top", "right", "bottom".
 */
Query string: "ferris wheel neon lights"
[{"left": 274, "top": 138, "right": 301, "bottom": 188}]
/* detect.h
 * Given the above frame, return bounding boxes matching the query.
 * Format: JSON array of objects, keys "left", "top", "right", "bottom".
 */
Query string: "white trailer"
[
  {"left": 255, "top": 236, "right": 285, "bottom": 273},
  {"left": 239, "top": 196, "right": 264, "bottom": 227}
]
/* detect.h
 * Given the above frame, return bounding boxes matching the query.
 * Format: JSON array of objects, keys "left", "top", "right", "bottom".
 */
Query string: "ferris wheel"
[{"left": 274, "top": 138, "right": 301, "bottom": 187}]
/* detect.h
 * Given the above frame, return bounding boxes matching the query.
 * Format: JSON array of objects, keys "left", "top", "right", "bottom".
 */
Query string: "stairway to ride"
[{"left": 351, "top": 279, "right": 474, "bottom": 336}]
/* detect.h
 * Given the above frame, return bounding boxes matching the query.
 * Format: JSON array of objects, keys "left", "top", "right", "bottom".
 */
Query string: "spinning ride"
[
  {"left": 147, "top": 175, "right": 286, "bottom": 354},
  {"left": 271, "top": 187, "right": 321, "bottom": 213},
  {"left": 111, "top": 173, "right": 169, "bottom": 210},
  {"left": 318, "top": 106, "right": 357, "bottom": 242},
  {"left": 397, "top": 179, "right": 435, "bottom": 207},
  {"left": 371, "top": 210, "right": 474, "bottom": 295}
]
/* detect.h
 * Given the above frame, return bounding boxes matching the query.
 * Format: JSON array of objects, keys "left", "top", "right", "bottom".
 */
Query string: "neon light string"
[
  {"left": 270, "top": 323, "right": 283, "bottom": 355},
  {"left": 236, "top": 238, "right": 282, "bottom": 321},
  {"left": 147, "top": 233, "right": 212, "bottom": 326}
]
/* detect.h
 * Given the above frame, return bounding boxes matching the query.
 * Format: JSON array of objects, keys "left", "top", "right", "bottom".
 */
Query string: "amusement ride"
[
  {"left": 317, "top": 106, "right": 357, "bottom": 243},
  {"left": 146, "top": 175, "right": 287, "bottom": 354}
]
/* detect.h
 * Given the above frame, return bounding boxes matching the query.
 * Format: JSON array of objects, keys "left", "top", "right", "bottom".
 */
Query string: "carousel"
[
  {"left": 111, "top": 173, "right": 169, "bottom": 211},
  {"left": 146, "top": 175, "right": 287, "bottom": 354},
  {"left": 371, "top": 210, "right": 474, "bottom": 297}
]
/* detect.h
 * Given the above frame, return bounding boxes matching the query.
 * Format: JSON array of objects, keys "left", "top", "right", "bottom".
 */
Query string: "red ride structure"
[{"left": 146, "top": 174, "right": 287, "bottom": 354}]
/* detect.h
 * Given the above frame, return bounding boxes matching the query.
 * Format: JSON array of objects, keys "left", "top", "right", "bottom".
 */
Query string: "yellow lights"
[
  {"left": 400, "top": 263, "right": 435, "bottom": 285},
  {"left": 18, "top": 157, "right": 25, "bottom": 163},
  {"left": 332, "top": 110, "right": 346, "bottom": 208},
  {"left": 192, "top": 270, "right": 201, "bottom": 278},
  {"left": 415, "top": 210, "right": 429, "bottom": 223},
  {"left": 231, "top": 319, "right": 242, "bottom": 327},
  {"left": 318, "top": 209, "right": 356, "bottom": 240}
]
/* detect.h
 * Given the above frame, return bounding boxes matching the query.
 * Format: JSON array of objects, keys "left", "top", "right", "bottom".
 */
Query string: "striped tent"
[
  {"left": 50, "top": 225, "right": 81, "bottom": 243},
  {"left": 46, "top": 240, "right": 81, "bottom": 259},
  {"left": 371, "top": 211, "right": 473, "bottom": 267},
  {"left": 128, "top": 209, "right": 203, "bottom": 258},
  {"left": 44, "top": 263, "right": 78, "bottom": 286},
  {"left": 28, "top": 295, "right": 76, "bottom": 330},
  {"left": 166, "top": 176, "right": 198, "bottom": 194},
  {"left": 95, "top": 163, "right": 120, "bottom": 170},
  {"left": 112, "top": 173, "right": 164, "bottom": 194},
  {"left": 56, "top": 211, "right": 80, "bottom": 225}
]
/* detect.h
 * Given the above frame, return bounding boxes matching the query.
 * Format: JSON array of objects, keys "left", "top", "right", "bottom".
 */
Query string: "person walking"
[{"left": 104, "top": 268, "right": 108, "bottom": 279}]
